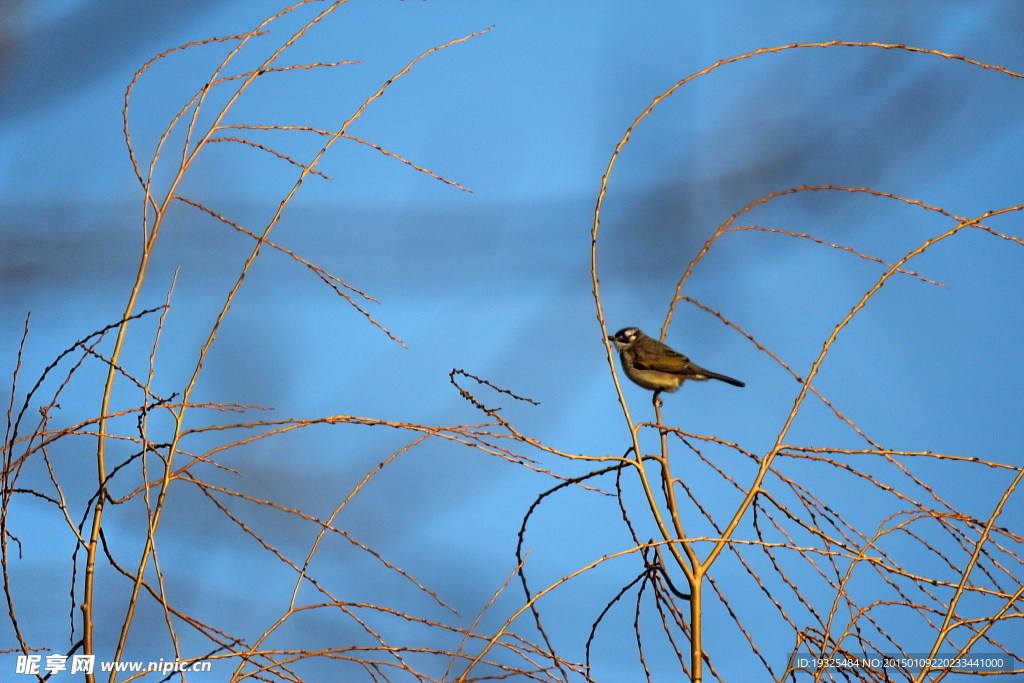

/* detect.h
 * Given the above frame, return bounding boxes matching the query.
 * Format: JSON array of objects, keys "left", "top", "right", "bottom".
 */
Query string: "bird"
[{"left": 608, "top": 327, "right": 744, "bottom": 403}]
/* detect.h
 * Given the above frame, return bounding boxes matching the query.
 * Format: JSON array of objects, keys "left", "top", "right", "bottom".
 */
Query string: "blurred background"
[{"left": 2, "top": 1, "right": 1023, "bottom": 680}]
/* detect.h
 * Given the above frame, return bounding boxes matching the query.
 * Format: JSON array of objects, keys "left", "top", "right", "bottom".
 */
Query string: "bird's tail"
[{"left": 706, "top": 370, "right": 745, "bottom": 387}]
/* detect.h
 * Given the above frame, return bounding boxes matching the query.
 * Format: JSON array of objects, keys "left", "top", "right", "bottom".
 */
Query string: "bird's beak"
[{"left": 606, "top": 335, "right": 615, "bottom": 342}]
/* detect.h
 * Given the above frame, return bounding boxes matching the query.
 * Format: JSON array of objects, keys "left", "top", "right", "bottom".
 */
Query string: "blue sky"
[{"left": 2, "top": 2, "right": 1023, "bottom": 681}]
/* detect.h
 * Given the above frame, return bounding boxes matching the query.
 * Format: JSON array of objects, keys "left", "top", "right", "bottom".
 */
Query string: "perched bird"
[{"left": 608, "top": 327, "right": 744, "bottom": 402}]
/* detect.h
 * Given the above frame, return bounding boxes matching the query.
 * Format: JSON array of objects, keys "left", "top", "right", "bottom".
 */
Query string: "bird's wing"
[{"left": 632, "top": 342, "right": 696, "bottom": 374}]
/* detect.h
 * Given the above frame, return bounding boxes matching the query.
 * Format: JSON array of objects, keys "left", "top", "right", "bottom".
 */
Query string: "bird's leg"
[{"left": 652, "top": 390, "right": 670, "bottom": 445}]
